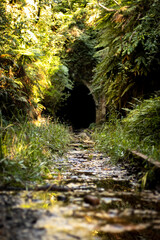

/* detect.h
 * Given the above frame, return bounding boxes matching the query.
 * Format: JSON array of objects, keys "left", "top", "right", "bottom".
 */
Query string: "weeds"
[
  {"left": 92, "top": 94, "right": 160, "bottom": 162},
  {"left": 0, "top": 116, "right": 71, "bottom": 187},
  {"left": 92, "top": 118, "right": 128, "bottom": 162}
]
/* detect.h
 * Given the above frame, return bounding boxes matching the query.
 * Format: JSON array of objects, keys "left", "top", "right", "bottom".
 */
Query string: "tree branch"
[
  {"left": 113, "top": 0, "right": 120, "bottom": 6},
  {"left": 35, "top": 0, "right": 42, "bottom": 24},
  {"left": 97, "top": 0, "right": 116, "bottom": 12}
]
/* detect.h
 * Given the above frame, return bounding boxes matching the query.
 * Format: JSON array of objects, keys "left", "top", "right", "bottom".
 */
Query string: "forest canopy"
[
  {"left": 93, "top": 0, "right": 160, "bottom": 110},
  {"left": 0, "top": 0, "right": 160, "bottom": 120}
]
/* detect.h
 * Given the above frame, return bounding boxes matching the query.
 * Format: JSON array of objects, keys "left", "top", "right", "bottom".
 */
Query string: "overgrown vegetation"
[
  {"left": 92, "top": 94, "right": 160, "bottom": 162},
  {"left": 91, "top": 0, "right": 160, "bottom": 173},
  {"left": 93, "top": 0, "right": 160, "bottom": 110},
  {"left": 0, "top": 115, "right": 70, "bottom": 187},
  {"left": 1, "top": 0, "right": 160, "bottom": 187},
  {"left": 0, "top": 0, "right": 98, "bottom": 186},
  {"left": 0, "top": 0, "right": 98, "bottom": 119}
]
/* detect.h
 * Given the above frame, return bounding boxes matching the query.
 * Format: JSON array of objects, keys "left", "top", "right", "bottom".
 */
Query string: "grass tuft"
[
  {"left": 0, "top": 116, "right": 71, "bottom": 187},
  {"left": 92, "top": 94, "right": 160, "bottom": 162}
]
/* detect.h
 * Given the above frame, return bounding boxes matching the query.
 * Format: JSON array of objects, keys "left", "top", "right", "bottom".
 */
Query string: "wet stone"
[
  {"left": 57, "top": 195, "right": 68, "bottom": 202},
  {"left": 84, "top": 195, "right": 100, "bottom": 206}
]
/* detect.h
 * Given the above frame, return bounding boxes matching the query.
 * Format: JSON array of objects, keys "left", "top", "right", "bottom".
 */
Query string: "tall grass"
[
  {"left": 92, "top": 117, "right": 128, "bottom": 162},
  {"left": 92, "top": 95, "right": 160, "bottom": 162},
  {"left": 0, "top": 116, "right": 71, "bottom": 187}
]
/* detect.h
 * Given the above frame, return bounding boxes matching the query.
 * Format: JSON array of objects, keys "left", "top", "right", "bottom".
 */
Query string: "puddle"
[{"left": 0, "top": 132, "right": 160, "bottom": 239}]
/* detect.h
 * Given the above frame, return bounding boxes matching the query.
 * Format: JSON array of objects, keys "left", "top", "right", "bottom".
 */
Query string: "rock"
[
  {"left": 84, "top": 195, "right": 100, "bottom": 206},
  {"left": 57, "top": 195, "right": 68, "bottom": 202}
]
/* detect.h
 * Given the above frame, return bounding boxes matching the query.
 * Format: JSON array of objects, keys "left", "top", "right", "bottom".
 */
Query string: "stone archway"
[
  {"left": 57, "top": 83, "right": 96, "bottom": 129},
  {"left": 56, "top": 81, "right": 106, "bottom": 129},
  {"left": 82, "top": 80, "right": 106, "bottom": 125}
]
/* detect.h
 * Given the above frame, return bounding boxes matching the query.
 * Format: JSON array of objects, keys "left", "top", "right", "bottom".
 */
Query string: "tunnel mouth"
[{"left": 56, "top": 83, "right": 96, "bottom": 129}]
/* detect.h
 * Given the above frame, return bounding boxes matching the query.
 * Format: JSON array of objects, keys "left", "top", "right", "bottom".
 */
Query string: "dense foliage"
[
  {"left": 0, "top": 0, "right": 160, "bottom": 187},
  {"left": 92, "top": 93, "right": 160, "bottom": 161},
  {"left": 0, "top": 0, "right": 99, "bottom": 186},
  {"left": 0, "top": 116, "right": 70, "bottom": 186},
  {"left": 0, "top": 0, "right": 100, "bottom": 119},
  {"left": 92, "top": 0, "right": 160, "bottom": 164},
  {"left": 1, "top": 0, "right": 160, "bottom": 125},
  {"left": 93, "top": 0, "right": 160, "bottom": 110}
]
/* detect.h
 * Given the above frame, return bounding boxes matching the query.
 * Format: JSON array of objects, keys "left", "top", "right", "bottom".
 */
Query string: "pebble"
[{"left": 84, "top": 195, "right": 100, "bottom": 206}]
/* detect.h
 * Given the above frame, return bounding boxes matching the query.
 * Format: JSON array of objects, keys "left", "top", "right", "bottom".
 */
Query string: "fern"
[{"left": 93, "top": 0, "right": 160, "bottom": 111}]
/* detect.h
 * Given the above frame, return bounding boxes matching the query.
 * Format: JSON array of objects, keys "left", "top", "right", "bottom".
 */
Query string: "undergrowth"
[
  {"left": 0, "top": 116, "right": 71, "bottom": 187},
  {"left": 92, "top": 94, "right": 160, "bottom": 162}
]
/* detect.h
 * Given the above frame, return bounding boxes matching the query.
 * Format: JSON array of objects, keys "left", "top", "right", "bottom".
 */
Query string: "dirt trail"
[{"left": 0, "top": 131, "right": 160, "bottom": 240}]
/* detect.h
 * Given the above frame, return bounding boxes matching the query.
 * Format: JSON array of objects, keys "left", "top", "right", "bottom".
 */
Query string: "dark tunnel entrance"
[{"left": 57, "top": 83, "right": 96, "bottom": 129}]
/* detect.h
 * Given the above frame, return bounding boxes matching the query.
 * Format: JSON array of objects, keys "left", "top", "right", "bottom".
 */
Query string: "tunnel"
[{"left": 57, "top": 83, "right": 96, "bottom": 129}]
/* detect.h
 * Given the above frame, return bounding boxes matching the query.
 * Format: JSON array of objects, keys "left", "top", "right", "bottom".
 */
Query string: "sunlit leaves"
[
  {"left": 93, "top": 0, "right": 160, "bottom": 110},
  {"left": 0, "top": 118, "right": 71, "bottom": 185}
]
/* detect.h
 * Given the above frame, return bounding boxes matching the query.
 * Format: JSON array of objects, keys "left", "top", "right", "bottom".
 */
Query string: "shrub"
[
  {"left": 93, "top": 95, "right": 160, "bottom": 162},
  {"left": 92, "top": 115, "right": 128, "bottom": 162},
  {"left": 123, "top": 95, "right": 160, "bottom": 144}
]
